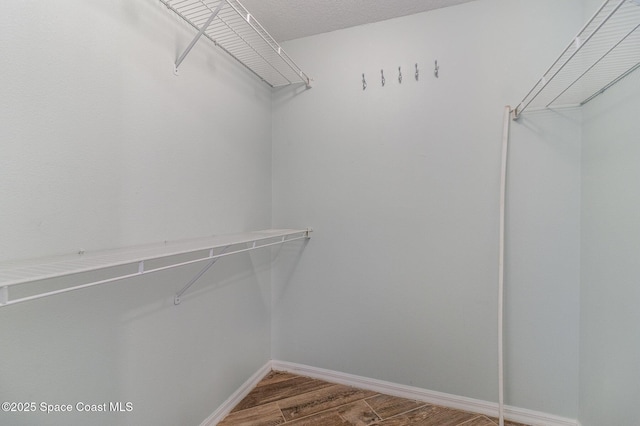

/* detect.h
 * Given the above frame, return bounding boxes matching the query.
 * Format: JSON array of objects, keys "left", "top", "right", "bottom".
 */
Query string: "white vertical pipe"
[{"left": 498, "top": 105, "right": 511, "bottom": 426}]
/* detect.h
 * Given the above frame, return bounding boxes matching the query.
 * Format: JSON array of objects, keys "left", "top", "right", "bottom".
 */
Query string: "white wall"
[
  {"left": 7, "top": 1, "right": 633, "bottom": 424},
  {"left": 0, "top": 1, "right": 272, "bottom": 425},
  {"left": 579, "top": 68, "right": 640, "bottom": 426},
  {"left": 271, "top": 0, "right": 583, "bottom": 418},
  {"left": 507, "top": 110, "right": 581, "bottom": 416}
]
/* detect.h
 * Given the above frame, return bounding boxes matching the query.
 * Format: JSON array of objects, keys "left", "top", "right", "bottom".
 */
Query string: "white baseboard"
[
  {"left": 271, "top": 360, "right": 578, "bottom": 426},
  {"left": 200, "top": 361, "right": 272, "bottom": 426}
]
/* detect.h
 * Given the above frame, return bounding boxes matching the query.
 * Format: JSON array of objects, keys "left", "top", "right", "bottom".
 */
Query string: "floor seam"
[
  {"left": 362, "top": 398, "right": 383, "bottom": 422},
  {"left": 278, "top": 395, "right": 370, "bottom": 424},
  {"left": 275, "top": 402, "right": 286, "bottom": 424},
  {"left": 231, "top": 378, "right": 335, "bottom": 414},
  {"left": 456, "top": 415, "right": 487, "bottom": 426},
  {"left": 377, "top": 403, "right": 433, "bottom": 422}
]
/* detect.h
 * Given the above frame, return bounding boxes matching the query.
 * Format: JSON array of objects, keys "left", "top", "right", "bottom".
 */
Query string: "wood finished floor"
[{"left": 217, "top": 371, "right": 529, "bottom": 426}]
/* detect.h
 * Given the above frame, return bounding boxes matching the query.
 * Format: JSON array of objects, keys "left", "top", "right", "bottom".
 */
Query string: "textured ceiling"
[{"left": 239, "top": 0, "right": 478, "bottom": 42}]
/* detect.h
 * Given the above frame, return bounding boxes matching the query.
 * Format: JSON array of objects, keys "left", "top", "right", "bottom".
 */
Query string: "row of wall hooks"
[{"left": 363, "top": 61, "right": 439, "bottom": 90}]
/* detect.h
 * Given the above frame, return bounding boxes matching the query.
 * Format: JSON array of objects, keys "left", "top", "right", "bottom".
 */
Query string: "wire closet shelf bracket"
[
  {"left": 0, "top": 229, "right": 312, "bottom": 308},
  {"left": 513, "top": 0, "right": 640, "bottom": 119},
  {"left": 161, "top": 0, "right": 312, "bottom": 88}
]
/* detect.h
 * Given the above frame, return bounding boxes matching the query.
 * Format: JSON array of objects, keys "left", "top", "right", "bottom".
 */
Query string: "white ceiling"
[{"left": 239, "top": 0, "right": 478, "bottom": 42}]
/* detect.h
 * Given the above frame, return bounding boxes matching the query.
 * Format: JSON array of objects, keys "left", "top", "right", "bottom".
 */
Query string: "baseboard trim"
[
  {"left": 200, "top": 361, "right": 272, "bottom": 426},
  {"left": 271, "top": 360, "right": 578, "bottom": 426}
]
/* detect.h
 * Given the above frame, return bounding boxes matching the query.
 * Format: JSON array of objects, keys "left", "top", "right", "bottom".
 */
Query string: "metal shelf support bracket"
[
  {"left": 172, "top": 228, "right": 311, "bottom": 305},
  {"left": 173, "top": 2, "right": 225, "bottom": 75},
  {"left": 174, "top": 247, "right": 227, "bottom": 305}
]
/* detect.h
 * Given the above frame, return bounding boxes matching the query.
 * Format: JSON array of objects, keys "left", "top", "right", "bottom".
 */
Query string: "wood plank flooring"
[{"left": 217, "top": 371, "right": 529, "bottom": 426}]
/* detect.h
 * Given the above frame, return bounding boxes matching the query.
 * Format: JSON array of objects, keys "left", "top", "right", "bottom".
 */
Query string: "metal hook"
[
  {"left": 434, "top": 60, "right": 439, "bottom": 78},
  {"left": 398, "top": 66, "right": 402, "bottom": 84},
  {"left": 362, "top": 73, "right": 367, "bottom": 91},
  {"left": 381, "top": 69, "right": 385, "bottom": 87},
  {"left": 415, "top": 63, "right": 419, "bottom": 81}
]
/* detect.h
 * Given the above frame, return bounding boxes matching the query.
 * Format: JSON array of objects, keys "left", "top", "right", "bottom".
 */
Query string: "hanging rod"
[
  {"left": 513, "top": 0, "right": 640, "bottom": 118},
  {"left": 161, "top": 0, "right": 312, "bottom": 88},
  {"left": 0, "top": 229, "right": 312, "bottom": 308}
]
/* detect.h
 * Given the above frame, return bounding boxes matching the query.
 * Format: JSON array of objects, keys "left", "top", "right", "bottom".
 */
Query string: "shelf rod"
[
  {"left": 174, "top": 1, "right": 225, "bottom": 74},
  {"left": 514, "top": 0, "right": 626, "bottom": 118},
  {"left": 580, "top": 60, "right": 640, "bottom": 105},
  {"left": 214, "top": 6, "right": 294, "bottom": 86},
  {"left": 160, "top": 0, "right": 311, "bottom": 88},
  {"left": 545, "top": 23, "right": 640, "bottom": 108},
  {"left": 224, "top": 0, "right": 311, "bottom": 88},
  {"left": 513, "top": 0, "right": 610, "bottom": 116},
  {"left": 0, "top": 231, "right": 310, "bottom": 308}
]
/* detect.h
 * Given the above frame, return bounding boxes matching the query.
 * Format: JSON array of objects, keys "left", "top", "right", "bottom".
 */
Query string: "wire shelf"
[
  {"left": 514, "top": 0, "right": 640, "bottom": 117},
  {"left": 0, "top": 229, "right": 311, "bottom": 307},
  {"left": 161, "top": 0, "right": 311, "bottom": 88}
]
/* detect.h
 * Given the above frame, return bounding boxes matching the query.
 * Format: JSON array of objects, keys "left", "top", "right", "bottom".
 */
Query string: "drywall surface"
[
  {"left": 0, "top": 1, "right": 272, "bottom": 425},
  {"left": 579, "top": 69, "right": 640, "bottom": 426},
  {"left": 271, "top": 0, "right": 582, "bottom": 418},
  {"left": 507, "top": 110, "right": 581, "bottom": 416}
]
